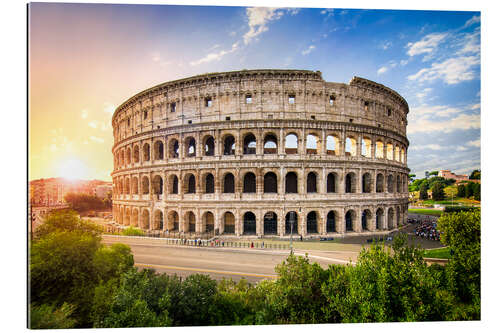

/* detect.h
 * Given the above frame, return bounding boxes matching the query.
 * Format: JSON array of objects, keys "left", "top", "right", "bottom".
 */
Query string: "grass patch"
[
  {"left": 408, "top": 209, "right": 443, "bottom": 217},
  {"left": 423, "top": 247, "right": 451, "bottom": 259}
]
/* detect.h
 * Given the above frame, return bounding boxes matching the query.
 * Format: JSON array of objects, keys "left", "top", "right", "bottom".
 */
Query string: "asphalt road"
[{"left": 102, "top": 235, "right": 358, "bottom": 283}]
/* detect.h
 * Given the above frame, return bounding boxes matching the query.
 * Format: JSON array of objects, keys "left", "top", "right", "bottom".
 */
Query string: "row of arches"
[
  {"left": 114, "top": 170, "right": 407, "bottom": 196},
  {"left": 114, "top": 131, "right": 407, "bottom": 168},
  {"left": 113, "top": 205, "right": 406, "bottom": 235}
]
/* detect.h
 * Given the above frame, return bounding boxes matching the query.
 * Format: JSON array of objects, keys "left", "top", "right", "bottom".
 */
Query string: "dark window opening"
[
  {"left": 346, "top": 211, "right": 354, "bottom": 231},
  {"left": 172, "top": 176, "right": 178, "bottom": 194},
  {"left": 364, "top": 101, "right": 369, "bottom": 111},
  {"left": 329, "top": 95, "right": 336, "bottom": 105},
  {"left": 204, "top": 137, "right": 215, "bottom": 156},
  {"left": 187, "top": 175, "right": 196, "bottom": 194},
  {"left": 243, "top": 134, "right": 256, "bottom": 154},
  {"left": 345, "top": 173, "right": 354, "bottom": 193},
  {"left": 376, "top": 174, "right": 384, "bottom": 193},
  {"left": 223, "top": 174, "right": 235, "bottom": 193},
  {"left": 327, "top": 211, "right": 336, "bottom": 233},
  {"left": 387, "top": 108, "right": 392, "bottom": 116},
  {"left": 307, "top": 212, "right": 318, "bottom": 234},
  {"left": 307, "top": 172, "right": 317, "bottom": 193},
  {"left": 362, "top": 174, "right": 371, "bottom": 193},
  {"left": 243, "top": 173, "right": 256, "bottom": 193},
  {"left": 225, "top": 116, "right": 231, "bottom": 121},
  {"left": 224, "top": 136, "right": 235, "bottom": 155},
  {"left": 285, "top": 172, "right": 298, "bottom": 193},
  {"left": 170, "top": 140, "right": 179, "bottom": 158},
  {"left": 285, "top": 211, "right": 298, "bottom": 234},
  {"left": 171, "top": 102, "right": 176, "bottom": 113},
  {"left": 144, "top": 111, "right": 148, "bottom": 119},
  {"left": 243, "top": 212, "right": 256, "bottom": 235},
  {"left": 327, "top": 173, "right": 336, "bottom": 193},
  {"left": 205, "top": 174, "right": 214, "bottom": 193},
  {"left": 186, "top": 138, "right": 196, "bottom": 157},
  {"left": 264, "top": 172, "right": 278, "bottom": 193},
  {"left": 263, "top": 212, "right": 277, "bottom": 235},
  {"left": 205, "top": 97, "right": 212, "bottom": 107}
]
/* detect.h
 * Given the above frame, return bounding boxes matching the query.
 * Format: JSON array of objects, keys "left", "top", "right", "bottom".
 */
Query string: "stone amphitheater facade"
[{"left": 111, "top": 69, "right": 410, "bottom": 238}]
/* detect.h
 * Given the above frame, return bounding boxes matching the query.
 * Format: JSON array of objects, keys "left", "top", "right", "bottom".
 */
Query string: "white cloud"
[
  {"left": 301, "top": 45, "right": 316, "bottom": 55},
  {"left": 464, "top": 15, "right": 480, "bottom": 28},
  {"left": 81, "top": 109, "right": 88, "bottom": 119},
  {"left": 400, "top": 59, "right": 409, "bottom": 66},
  {"left": 407, "top": 113, "right": 480, "bottom": 134},
  {"left": 90, "top": 136, "right": 105, "bottom": 144},
  {"left": 243, "top": 7, "right": 284, "bottom": 45},
  {"left": 190, "top": 42, "right": 239, "bottom": 66},
  {"left": 456, "top": 29, "right": 480, "bottom": 56},
  {"left": 415, "top": 88, "right": 433, "bottom": 100},
  {"left": 320, "top": 8, "right": 334, "bottom": 18},
  {"left": 410, "top": 104, "right": 463, "bottom": 118},
  {"left": 467, "top": 139, "right": 481, "bottom": 147},
  {"left": 406, "top": 33, "right": 447, "bottom": 57},
  {"left": 407, "top": 55, "right": 480, "bottom": 84},
  {"left": 380, "top": 41, "right": 392, "bottom": 50},
  {"left": 411, "top": 144, "right": 444, "bottom": 151},
  {"left": 377, "top": 66, "right": 388, "bottom": 75}
]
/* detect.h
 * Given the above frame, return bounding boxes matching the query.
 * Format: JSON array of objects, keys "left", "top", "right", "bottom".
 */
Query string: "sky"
[{"left": 28, "top": 2, "right": 481, "bottom": 181}]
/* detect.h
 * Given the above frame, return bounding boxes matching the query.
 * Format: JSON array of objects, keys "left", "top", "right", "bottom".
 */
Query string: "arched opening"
[
  {"left": 362, "top": 210, "right": 371, "bottom": 231},
  {"left": 263, "top": 211, "right": 277, "bottom": 235},
  {"left": 124, "top": 178, "right": 130, "bottom": 194},
  {"left": 141, "top": 210, "right": 150, "bottom": 230},
  {"left": 362, "top": 138, "right": 372, "bottom": 157},
  {"left": 154, "top": 210, "right": 163, "bottom": 230},
  {"left": 362, "top": 173, "right": 372, "bottom": 193},
  {"left": 167, "top": 211, "right": 179, "bottom": 231},
  {"left": 327, "top": 211, "right": 336, "bottom": 233},
  {"left": 285, "top": 133, "right": 298, "bottom": 154},
  {"left": 186, "top": 137, "right": 196, "bottom": 157},
  {"left": 185, "top": 211, "right": 196, "bottom": 233},
  {"left": 143, "top": 143, "right": 150, "bottom": 161},
  {"left": 223, "top": 173, "right": 235, "bottom": 193},
  {"left": 204, "top": 173, "right": 214, "bottom": 193},
  {"left": 387, "top": 175, "right": 394, "bottom": 193},
  {"left": 307, "top": 172, "right": 317, "bottom": 193},
  {"left": 375, "top": 141, "right": 384, "bottom": 158},
  {"left": 387, "top": 143, "right": 394, "bottom": 160},
  {"left": 120, "top": 150, "right": 124, "bottom": 166},
  {"left": 401, "top": 148, "right": 406, "bottom": 163},
  {"left": 263, "top": 134, "right": 278, "bottom": 154},
  {"left": 396, "top": 207, "right": 401, "bottom": 226},
  {"left": 204, "top": 136, "right": 215, "bottom": 156},
  {"left": 326, "top": 135, "right": 337, "bottom": 155},
  {"left": 169, "top": 139, "right": 179, "bottom": 158},
  {"left": 285, "top": 211, "right": 298, "bottom": 234},
  {"left": 126, "top": 148, "right": 131, "bottom": 165},
  {"left": 186, "top": 174, "right": 196, "bottom": 194},
  {"left": 170, "top": 175, "right": 178, "bottom": 194},
  {"left": 376, "top": 174, "right": 384, "bottom": 193},
  {"left": 397, "top": 175, "right": 401, "bottom": 193},
  {"left": 142, "top": 176, "right": 149, "bottom": 194},
  {"left": 243, "top": 172, "right": 256, "bottom": 193},
  {"left": 132, "top": 209, "right": 139, "bottom": 227},
  {"left": 306, "top": 134, "right": 319, "bottom": 154},
  {"left": 345, "top": 173, "right": 356, "bottom": 193},
  {"left": 133, "top": 145, "right": 140, "bottom": 163},
  {"left": 345, "top": 137, "right": 356, "bottom": 156},
  {"left": 132, "top": 177, "right": 138, "bottom": 194},
  {"left": 223, "top": 212, "right": 235, "bottom": 234},
  {"left": 395, "top": 146, "right": 400, "bottom": 162},
  {"left": 125, "top": 208, "right": 131, "bottom": 226},
  {"left": 307, "top": 211, "right": 318, "bottom": 234},
  {"left": 345, "top": 210, "right": 354, "bottom": 232},
  {"left": 223, "top": 135, "right": 235, "bottom": 155},
  {"left": 119, "top": 208, "right": 124, "bottom": 225},
  {"left": 203, "top": 211, "right": 214, "bottom": 233},
  {"left": 263, "top": 172, "right": 278, "bottom": 193},
  {"left": 154, "top": 141, "right": 164, "bottom": 160},
  {"left": 152, "top": 175, "right": 163, "bottom": 195},
  {"left": 388, "top": 208, "right": 394, "bottom": 229},
  {"left": 285, "top": 172, "right": 298, "bottom": 193},
  {"left": 376, "top": 208, "right": 384, "bottom": 230},
  {"left": 243, "top": 212, "right": 256, "bottom": 235},
  {"left": 243, "top": 134, "right": 256, "bottom": 154},
  {"left": 327, "top": 172, "right": 337, "bottom": 193}
]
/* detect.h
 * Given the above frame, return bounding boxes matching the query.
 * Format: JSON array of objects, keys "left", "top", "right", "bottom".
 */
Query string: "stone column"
[{"left": 356, "top": 135, "right": 362, "bottom": 156}]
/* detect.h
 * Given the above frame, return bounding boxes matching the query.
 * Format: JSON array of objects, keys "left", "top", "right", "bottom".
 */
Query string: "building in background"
[{"left": 438, "top": 170, "right": 469, "bottom": 182}]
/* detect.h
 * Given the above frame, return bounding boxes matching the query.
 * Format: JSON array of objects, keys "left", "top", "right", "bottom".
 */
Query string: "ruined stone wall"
[{"left": 111, "top": 69, "right": 410, "bottom": 238}]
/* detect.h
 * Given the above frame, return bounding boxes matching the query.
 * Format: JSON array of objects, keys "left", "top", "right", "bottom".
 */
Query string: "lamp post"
[{"left": 289, "top": 211, "right": 294, "bottom": 254}]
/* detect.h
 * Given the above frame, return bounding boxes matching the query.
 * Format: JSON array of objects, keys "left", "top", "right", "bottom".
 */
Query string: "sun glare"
[{"left": 57, "top": 158, "right": 89, "bottom": 180}]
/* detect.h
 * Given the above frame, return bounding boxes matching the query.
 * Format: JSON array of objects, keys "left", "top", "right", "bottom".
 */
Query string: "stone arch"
[
  {"left": 376, "top": 173, "right": 384, "bottom": 193},
  {"left": 285, "top": 211, "right": 299, "bottom": 234},
  {"left": 126, "top": 147, "right": 131, "bottom": 164},
  {"left": 387, "top": 207, "right": 395, "bottom": 229},
  {"left": 375, "top": 140, "right": 384, "bottom": 158},
  {"left": 326, "top": 135, "right": 339, "bottom": 155},
  {"left": 345, "top": 172, "right": 357, "bottom": 193},
  {"left": 263, "top": 211, "right": 278, "bottom": 235},
  {"left": 345, "top": 210, "right": 356, "bottom": 232},
  {"left": 131, "top": 208, "right": 139, "bottom": 227},
  {"left": 131, "top": 176, "right": 138, "bottom": 194},
  {"left": 169, "top": 174, "right": 179, "bottom": 194},
  {"left": 204, "top": 172, "right": 215, "bottom": 193},
  {"left": 223, "top": 134, "right": 236, "bottom": 155},
  {"left": 362, "top": 173, "right": 372, "bottom": 193},
  {"left": 376, "top": 208, "right": 384, "bottom": 230},
  {"left": 141, "top": 209, "right": 150, "bottom": 229},
  {"left": 395, "top": 145, "right": 400, "bottom": 162},
  {"left": 401, "top": 148, "right": 406, "bottom": 163},
  {"left": 306, "top": 133, "right": 319, "bottom": 154},
  {"left": 185, "top": 136, "right": 196, "bottom": 157},
  {"left": 142, "top": 176, "right": 150, "bottom": 194},
  {"left": 120, "top": 149, "right": 124, "bottom": 166},
  {"left": 387, "top": 174, "right": 394, "bottom": 193},
  {"left": 167, "top": 210, "right": 179, "bottom": 231},
  {"left": 203, "top": 135, "right": 215, "bottom": 156},
  {"left": 143, "top": 143, "right": 151, "bottom": 161},
  {"left": 154, "top": 210, "right": 163, "bottom": 230},
  {"left": 362, "top": 137, "right": 372, "bottom": 157},
  {"left": 154, "top": 140, "right": 164, "bottom": 160},
  {"left": 243, "top": 133, "right": 257, "bottom": 154},
  {"left": 326, "top": 210, "right": 337, "bottom": 233},
  {"left": 243, "top": 211, "right": 256, "bottom": 235},
  {"left": 203, "top": 211, "right": 215, "bottom": 233},
  {"left": 396, "top": 206, "right": 401, "bottom": 227},
  {"left": 306, "top": 171, "right": 318, "bottom": 193},
  {"left": 133, "top": 145, "right": 140, "bottom": 163},
  {"left": 222, "top": 211, "right": 235, "bottom": 234},
  {"left": 263, "top": 172, "right": 278, "bottom": 193},
  {"left": 152, "top": 175, "right": 163, "bottom": 195},
  {"left": 184, "top": 211, "right": 196, "bottom": 233},
  {"left": 125, "top": 207, "right": 131, "bottom": 226},
  {"left": 243, "top": 172, "right": 256, "bottom": 193},
  {"left": 285, "top": 171, "right": 298, "bottom": 193},
  {"left": 124, "top": 177, "right": 130, "bottom": 194},
  {"left": 327, "top": 172, "right": 338, "bottom": 193},
  {"left": 263, "top": 133, "right": 278, "bottom": 154},
  {"left": 184, "top": 173, "right": 196, "bottom": 194},
  {"left": 397, "top": 174, "right": 401, "bottom": 193},
  {"left": 119, "top": 207, "right": 124, "bottom": 225},
  {"left": 168, "top": 138, "right": 179, "bottom": 158},
  {"left": 345, "top": 136, "right": 357, "bottom": 156},
  {"left": 362, "top": 209, "right": 372, "bottom": 231},
  {"left": 223, "top": 172, "right": 235, "bottom": 193},
  {"left": 306, "top": 211, "right": 318, "bottom": 234},
  {"left": 387, "top": 142, "right": 394, "bottom": 160},
  {"left": 285, "top": 132, "right": 298, "bottom": 154}
]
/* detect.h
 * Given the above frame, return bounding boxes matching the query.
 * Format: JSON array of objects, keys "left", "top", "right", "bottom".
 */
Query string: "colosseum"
[{"left": 111, "top": 69, "right": 409, "bottom": 239}]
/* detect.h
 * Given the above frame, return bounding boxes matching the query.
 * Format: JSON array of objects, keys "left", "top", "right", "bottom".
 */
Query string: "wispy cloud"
[
  {"left": 90, "top": 136, "right": 105, "bottom": 144},
  {"left": 379, "top": 41, "right": 392, "bottom": 50},
  {"left": 406, "top": 32, "right": 447, "bottom": 58},
  {"left": 407, "top": 113, "right": 480, "bottom": 134},
  {"left": 411, "top": 144, "right": 444, "bottom": 151},
  {"left": 377, "top": 66, "right": 388, "bottom": 75},
  {"left": 463, "top": 15, "right": 480, "bottom": 28},
  {"left": 301, "top": 45, "right": 316, "bottom": 55},
  {"left": 243, "top": 7, "right": 284, "bottom": 45},
  {"left": 408, "top": 55, "right": 480, "bottom": 84},
  {"left": 467, "top": 139, "right": 481, "bottom": 147},
  {"left": 190, "top": 42, "right": 239, "bottom": 66}
]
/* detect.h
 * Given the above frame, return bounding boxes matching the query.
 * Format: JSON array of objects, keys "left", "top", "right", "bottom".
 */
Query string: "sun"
[{"left": 57, "top": 158, "right": 90, "bottom": 180}]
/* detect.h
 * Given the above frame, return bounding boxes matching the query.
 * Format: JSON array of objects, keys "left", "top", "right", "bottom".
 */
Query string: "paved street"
[{"left": 102, "top": 235, "right": 359, "bottom": 283}]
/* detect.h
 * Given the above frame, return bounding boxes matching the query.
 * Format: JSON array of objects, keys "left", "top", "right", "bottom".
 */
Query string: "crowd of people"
[{"left": 413, "top": 219, "right": 441, "bottom": 241}]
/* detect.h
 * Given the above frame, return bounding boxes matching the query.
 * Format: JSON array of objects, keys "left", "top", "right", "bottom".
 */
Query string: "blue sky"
[{"left": 29, "top": 3, "right": 480, "bottom": 180}]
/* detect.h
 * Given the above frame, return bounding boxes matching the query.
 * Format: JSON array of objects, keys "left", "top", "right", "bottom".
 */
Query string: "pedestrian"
[{"left": 251, "top": 241, "right": 254, "bottom": 248}]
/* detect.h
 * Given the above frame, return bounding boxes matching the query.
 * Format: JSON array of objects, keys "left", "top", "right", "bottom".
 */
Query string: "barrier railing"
[{"left": 159, "top": 238, "right": 289, "bottom": 251}]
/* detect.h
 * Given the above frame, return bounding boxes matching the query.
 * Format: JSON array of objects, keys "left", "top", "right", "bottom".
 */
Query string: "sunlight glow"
[{"left": 56, "top": 158, "right": 90, "bottom": 180}]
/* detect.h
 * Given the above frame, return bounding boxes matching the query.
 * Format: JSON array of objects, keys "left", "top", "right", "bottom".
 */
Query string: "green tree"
[
  {"left": 465, "top": 182, "right": 475, "bottom": 198},
  {"left": 469, "top": 169, "right": 481, "bottom": 180},
  {"left": 457, "top": 184, "right": 466, "bottom": 197},
  {"left": 64, "top": 192, "right": 106, "bottom": 213},
  {"left": 30, "top": 303, "right": 77, "bottom": 329},
  {"left": 34, "top": 209, "right": 102, "bottom": 240},
  {"left": 431, "top": 182, "right": 445, "bottom": 201},
  {"left": 438, "top": 210, "right": 480, "bottom": 316},
  {"left": 419, "top": 182, "right": 429, "bottom": 200},
  {"left": 429, "top": 171, "right": 439, "bottom": 176},
  {"left": 473, "top": 183, "right": 480, "bottom": 201}
]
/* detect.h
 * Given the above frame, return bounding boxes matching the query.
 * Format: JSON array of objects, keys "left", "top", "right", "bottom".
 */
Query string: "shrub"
[{"left": 121, "top": 227, "right": 145, "bottom": 236}]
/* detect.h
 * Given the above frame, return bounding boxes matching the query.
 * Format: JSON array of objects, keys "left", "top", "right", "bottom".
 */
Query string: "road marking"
[{"left": 135, "top": 262, "right": 278, "bottom": 279}]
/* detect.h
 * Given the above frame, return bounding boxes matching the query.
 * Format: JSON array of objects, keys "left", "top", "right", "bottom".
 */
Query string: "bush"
[
  {"left": 443, "top": 206, "right": 478, "bottom": 213},
  {"left": 34, "top": 209, "right": 103, "bottom": 240},
  {"left": 30, "top": 303, "right": 77, "bottom": 329},
  {"left": 431, "top": 182, "right": 445, "bottom": 201},
  {"left": 121, "top": 227, "right": 145, "bottom": 236}
]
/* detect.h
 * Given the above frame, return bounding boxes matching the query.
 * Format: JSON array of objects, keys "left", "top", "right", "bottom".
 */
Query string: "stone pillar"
[
  {"left": 321, "top": 129, "right": 327, "bottom": 155},
  {"left": 356, "top": 135, "right": 362, "bottom": 156}
]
